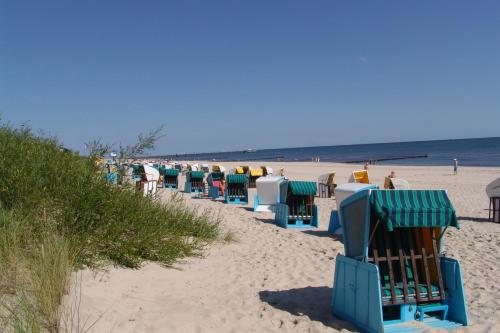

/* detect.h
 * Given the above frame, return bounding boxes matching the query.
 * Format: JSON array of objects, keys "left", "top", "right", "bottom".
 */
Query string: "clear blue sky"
[{"left": 1, "top": 1, "right": 499, "bottom": 154}]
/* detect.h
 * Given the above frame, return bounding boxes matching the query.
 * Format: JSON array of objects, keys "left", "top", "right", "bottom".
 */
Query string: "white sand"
[{"left": 64, "top": 162, "right": 500, "bottom": 332}]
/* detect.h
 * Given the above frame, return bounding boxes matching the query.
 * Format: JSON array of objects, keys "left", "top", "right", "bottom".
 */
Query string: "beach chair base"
[
  {"left": 253, "top": 194, "right": 276, "bottom": 212},
  {"left": 225, "top": 195, "right": 248, "bottom": 205},
  {"left": 184, "top": 182, "right": 204, "bottom": 198},
  {"left": 209, "top": 186, "right": 225, "bottom": 201},
  {"left": 275, "top": 203, "right": 318, "bottom": 229},
  {"left": 331, "top": 255, "right": 468, "bottom": 333},
  {"left": 163, "top": 183, "right": 178, "bottom": 190}
]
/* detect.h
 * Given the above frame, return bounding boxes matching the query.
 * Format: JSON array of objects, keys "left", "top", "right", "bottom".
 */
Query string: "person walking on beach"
[{"left": 453, "top": 158, "right": 458, "bottom": 175}]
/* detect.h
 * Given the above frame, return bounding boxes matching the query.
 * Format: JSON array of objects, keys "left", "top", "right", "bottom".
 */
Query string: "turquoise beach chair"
[
  {"left": 275, "top": 180, "right": 318, "bottom": 228},
  {"left": 184, "top": 171, "right": 205, "bottom": 197},
  {"left": 163, "top": 168, "right": 179, "bottom": 190},
  {"left": 225, "top": 174, "right": 248, "bottom": 204},
  {"left": 207, "top": 171, "right": 225, "bottom": 200},
  {"left": 331, "top": 189, "right": 468, "bottom": 332}
]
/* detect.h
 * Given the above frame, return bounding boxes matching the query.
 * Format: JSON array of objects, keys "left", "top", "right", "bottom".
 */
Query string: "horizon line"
[{"left": 149, "top": 135, "right": 500, "bottom": 158}]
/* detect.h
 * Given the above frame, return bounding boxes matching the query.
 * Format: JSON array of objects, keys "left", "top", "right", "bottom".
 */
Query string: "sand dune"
[{"left": 64, "top": 162, "right": 500, "bottom": 332}]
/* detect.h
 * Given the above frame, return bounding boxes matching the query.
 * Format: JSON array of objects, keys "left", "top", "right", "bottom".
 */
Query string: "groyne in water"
[{"left": 344, "top": 154, "right": 429, "bottom": 164}]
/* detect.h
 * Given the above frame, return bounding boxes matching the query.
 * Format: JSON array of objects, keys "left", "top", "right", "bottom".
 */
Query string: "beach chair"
[
  {"left": 331, "top": 189, "right": 468, "bottom": 332},
  {"left": 254, "top": 176, "right": 285, "bottom": 212},
  {"left": 212, "top": 164, "right": 226, "bottom": 173},
  {"left": 260, "top": 166, "right": 273, "bottom": 176},
  {"left": 235, "top": 166, "right": 250, "bottom": 175},
  {"left": 163, "top": 168, "right": 179, "bottom": 190},
  {"left": 225, "top": 174, "right": 248, "bottom": 204},
  {"left": 248, "top": 168, "right": 264, "bottom": 188},
  {"left": 275, "top": 181, "right": 318, "bottom": 228},
  {"left": 384, "top": 177, "right": 410, "bottom": 190},
  {"left": 318, "top": 172, "right": 337, "bottom": 198},
  {"left": 134, "top": 165, "right": 160, "bottom": 197},
  {"left": 184, "top": 171, "right": 205, "bottom": 198},
  {"left": 351, "top": 170, "right": 370, "bottom": 184},
  {"left": 486, "top": 177, "right": 500, "bottom": 223},
  {"left": 207, "top": 171, "right": 225, "bottom": 200}
]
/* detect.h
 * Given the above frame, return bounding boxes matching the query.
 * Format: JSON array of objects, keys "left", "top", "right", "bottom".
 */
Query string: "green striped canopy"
[
  {"left": 188, "top": 171, "right": 205, "bottom": 179},
  {"left": 164, "top": 169, "right": 179, "bottom": 176},
  {"left": 226, "top": 174, "right": 248, "bottom": 184},
  {"left": 289, "top": 181, "right": 317, "bottom": 196},
  {"left": 209, "top": 172, "right": 224, "bottom": 180},
  {"left": 370, "top": 190, "right": 458, "bottom": 231}
]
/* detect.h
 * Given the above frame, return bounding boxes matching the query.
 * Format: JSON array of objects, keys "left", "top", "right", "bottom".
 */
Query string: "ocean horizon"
[{"left": 155, "top": 137, "right": 500, "bottom": 167}]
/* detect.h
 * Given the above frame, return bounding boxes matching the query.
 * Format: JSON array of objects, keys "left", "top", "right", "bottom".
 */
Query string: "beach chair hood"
[
  {"left": 486, "top": 177, "right": 500, "bottom": 197},
  {"left": 143, "top": 165, "right": 160, "bottom": 181},
  {"left": 370, "top": 190, "right": 458, "bottom": 231},
  {"left": 226, "top": 174, "right": 247, "bottom": 184}
]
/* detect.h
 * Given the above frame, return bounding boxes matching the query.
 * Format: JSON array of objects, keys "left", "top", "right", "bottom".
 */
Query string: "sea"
[{"left": 159, "top": 137, "right": 500, "bottom": 167}]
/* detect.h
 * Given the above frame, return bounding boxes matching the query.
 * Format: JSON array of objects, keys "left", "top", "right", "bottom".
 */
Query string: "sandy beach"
[{"left": 65, "top": 162, "right": 500, "bottom": 332}]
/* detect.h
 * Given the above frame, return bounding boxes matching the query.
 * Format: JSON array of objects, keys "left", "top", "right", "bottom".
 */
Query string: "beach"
[{"left": 65, "top": 162, "right": 500, "bottom": 332}]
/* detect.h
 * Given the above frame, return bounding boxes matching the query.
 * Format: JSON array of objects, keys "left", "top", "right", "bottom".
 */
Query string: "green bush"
[{"left": 0, "top": 124, "right": 222, "bottom": 268}]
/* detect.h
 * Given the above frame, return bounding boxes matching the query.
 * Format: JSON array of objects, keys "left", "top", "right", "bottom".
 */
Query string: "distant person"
[
  {"left": 364, "top": 162, "right": 369, "bottom": 170},
  {"left": 280, "top": 168, "right": 285, "bottom": 176},
  {"left": 453, "top": 159, "right": 458, "bottom": 175}
]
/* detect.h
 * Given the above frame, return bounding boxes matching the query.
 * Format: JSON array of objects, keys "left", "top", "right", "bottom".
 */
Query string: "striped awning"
[
  {"left": 227, "top": 174, "right": 248, "bottom": 184},
  {"left": 370, "top": 190, "right": 458, "bottom": 231},
  {"left": 164, "top": 169, "right": 179, "bottom": 176},
  {"left": 289, "top": 181, "right": 317, "bottom": 196},
  {"left": 188, "top": 171, "right": 205, "bottom": 179},
  {"left": 209, "top": 172, "right": 224, "bottom": 180}
]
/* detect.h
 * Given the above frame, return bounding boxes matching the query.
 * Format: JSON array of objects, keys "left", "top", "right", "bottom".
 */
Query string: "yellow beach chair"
[{"left": 352, "top": 170, "right": 370, "bottom": 184}]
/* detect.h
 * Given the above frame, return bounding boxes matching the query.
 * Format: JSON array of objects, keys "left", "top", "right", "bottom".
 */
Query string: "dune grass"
[{"left": 0, "top": 123, "right": 223, "bottom": 331}]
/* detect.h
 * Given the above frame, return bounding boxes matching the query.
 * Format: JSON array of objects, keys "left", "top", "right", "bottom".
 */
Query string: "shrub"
[{"left": 0, "top": 123, "right": 221, "bottom": 268}]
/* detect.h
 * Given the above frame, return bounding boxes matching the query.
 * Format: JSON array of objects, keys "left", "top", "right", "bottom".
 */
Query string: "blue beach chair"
[
  {"left": 207, "top": 171, "right": 225, "bottom": 200},
  {"left": 225, "top": 174, "right": 248, "bottom": 204},
  {"left": 184, "top": 171, "right": 205, "bottom": 197},
  {"left": 163, "top": 168, "right": 179, "bottom": 190},
  {"left": 275, "top": 181, "right": 318, "bottom": 228},
  {"left": 331, "top": 189, "right": 468, "bottom": 332}
]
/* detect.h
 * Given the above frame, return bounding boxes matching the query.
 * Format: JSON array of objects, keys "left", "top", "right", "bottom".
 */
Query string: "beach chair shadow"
[
  {"left": 254, "top": 217, "right": 277, "bottom": 225},
  {"left": 457, "top": 216, "right": 490, "bottom": 223},
  {"left": 258, "top": 287, "right": 358, "bottom": 331},
  {"left": 301, "top": 230, "right": 333, "bottom": 238}
]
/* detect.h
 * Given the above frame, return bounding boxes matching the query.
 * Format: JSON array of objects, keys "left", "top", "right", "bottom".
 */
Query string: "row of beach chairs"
[{"left": 122, "top": 161, "right": 469, "bottom": 332}]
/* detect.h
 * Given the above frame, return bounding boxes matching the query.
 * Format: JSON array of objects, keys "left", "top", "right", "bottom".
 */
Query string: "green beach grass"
[{"left": 0, "top": 123, "right": 224, "bottom": 332}]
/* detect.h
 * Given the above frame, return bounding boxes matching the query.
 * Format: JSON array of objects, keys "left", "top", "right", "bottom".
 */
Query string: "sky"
[{"left": 1, "top": 1, "right": 499, "bottom": 155}]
